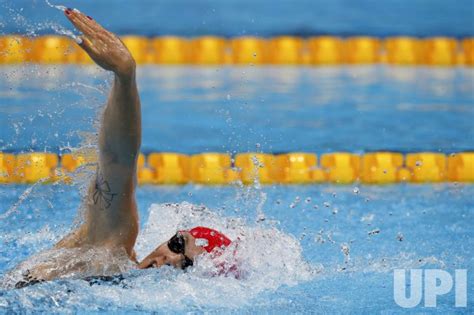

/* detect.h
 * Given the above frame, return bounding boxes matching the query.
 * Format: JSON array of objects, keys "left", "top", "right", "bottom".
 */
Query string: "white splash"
[{"left": 44, "top": 0, "right": 67, "bottom": 12}]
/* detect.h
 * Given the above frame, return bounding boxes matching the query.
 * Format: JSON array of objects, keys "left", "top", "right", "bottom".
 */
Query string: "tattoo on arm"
[{"left": 93, "top": 169, "right": 116, "bottom": 209}]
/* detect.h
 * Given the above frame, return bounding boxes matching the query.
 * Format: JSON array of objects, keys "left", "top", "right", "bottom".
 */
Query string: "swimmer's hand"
[{"left": 64, "top": 8, "right": 136, "bottom": 79}]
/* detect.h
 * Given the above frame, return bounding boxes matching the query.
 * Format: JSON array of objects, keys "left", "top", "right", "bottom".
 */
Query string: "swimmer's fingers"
[
  {"left": 64, "top": 8, "right": 135, "bottom": 76},
  {"left": 65, "top": 9, "right": 96, "bottom": 38},
  {"left": 65, "top": 9, "right": 114, "bottom": 43},
  {"left": 77, "top": 36, "right": 100, "bottom": 60}
]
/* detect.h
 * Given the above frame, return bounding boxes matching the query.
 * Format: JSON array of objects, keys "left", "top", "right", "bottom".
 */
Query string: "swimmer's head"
[{"left": 138, "top": 231, "right": 205, "bottom": 270}]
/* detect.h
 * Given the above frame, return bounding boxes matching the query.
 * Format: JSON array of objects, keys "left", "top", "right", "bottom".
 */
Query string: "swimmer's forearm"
[
  {"left": 63, "top": 9, "right": 141, "bottom": 168},
  {"left": 100, "top": 71, "right": 142, "bottom": 167}
]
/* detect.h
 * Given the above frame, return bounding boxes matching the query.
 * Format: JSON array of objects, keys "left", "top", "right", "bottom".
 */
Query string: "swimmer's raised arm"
[{"left": 57, "top": 9, "right": 141, "bottom": 258}]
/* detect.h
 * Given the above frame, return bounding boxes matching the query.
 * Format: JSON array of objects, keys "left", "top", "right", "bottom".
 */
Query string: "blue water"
[
  {"left": 1, "top": 66, "right": 473, "bottom": 154},
  {"left": 1, "top": 0, "right": 473, "bottom": 37},
  {"left": 0, "top": 183, "right": 473, "bottom": 313}
]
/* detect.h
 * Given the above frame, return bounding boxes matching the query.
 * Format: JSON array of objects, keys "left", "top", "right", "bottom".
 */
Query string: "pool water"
[
  {"left": 0, "top": 183, "right": 473, "bottom": 313},
  {"left": 2, "top": 0, "right": 473, "bottom": 37},
  {"left": 0, "top": 65, "right": 473, "bottom": 313},
  {"left": 1, "top": 66, "right": 473, "bottom": 153}
]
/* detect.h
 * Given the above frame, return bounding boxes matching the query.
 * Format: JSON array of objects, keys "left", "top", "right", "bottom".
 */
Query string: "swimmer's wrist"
[{"left": 115, "top": 60, "right": 136, "bottom": 82}]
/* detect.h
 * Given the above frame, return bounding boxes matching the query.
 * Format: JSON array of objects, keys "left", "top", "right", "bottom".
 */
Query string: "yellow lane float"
[
  {"left": 136, "top": 153, "right": 155, "bottom": 185},
  {"left": 320, "top": 153, "right": 361, "bottom": 183},
  {"left": 307, "top": 36, "right": 343, "bottom": 65},
  {"left": 461, "top": 38, "right": 474, "bottom": 66},
  {"left": 1, "top": 151, "right": 473, "bottom": 185},
  {"left": 361, "top": 152, "right": 404, "bottom": 184},
  {"left": 422, "top": 37, "right": 457, "bottom": 66},
  {"left": 30, "top": 36, "right": 77, "bottom": 63},
  {"left": 397, "top": 167, "right": 413, "bottom": 182},
  {"left": 190, "top": 153, "right": 234, "bottom": 184},
  {"left": 384, "top": 37, "right": 422, "bottom": 65},
  {"left": 15, "top": 153, "right": 58, "bottom": 183},
  {"left": 0, "top": 153, "right": 16, "bottom": 183},
  {"left": 0, "top": 36, "right": 31, "bottom": 64},
  {"left": 447, "top": 152, "right": 474, "bottom": 182},
  {"left": 121, "top": 36, "right": 150, "bottom": 64},
  {"left": 190, "top": 36, "right": 227, "bottom": 65},
  {"left": 151, "top": 36, "right": 190, "bottom": 64},
  {"left": 345, "top": 37, "right": 381, "bottom": 64},
  {"left": 148, "top": 153, "right": 190, "bottom": 184},
  {"left": 235, "top": 153, "right": 276, "bottom": 184},
  {"left": 1, "top": 35, "right": 473, "bottom": 67},
  {"left": 276, "top": 153, "right": 317, "bottom": 183},
  {"left": 405, "top": 153, "right": 447, "bottom": 182},
  {"left": 230, "top": 37, "right": 267, "bottom": 64},
  {"left": 268, "top": 36, "right": 304, "bottom": 65}
]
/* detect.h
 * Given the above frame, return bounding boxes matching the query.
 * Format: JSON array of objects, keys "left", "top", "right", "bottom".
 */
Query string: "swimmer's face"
[
  {"left": 137, "top": 241, "right": 187, "bottom": 269},
  {"left": 138, "top": 232, "right": 203, "bottom": 270}
]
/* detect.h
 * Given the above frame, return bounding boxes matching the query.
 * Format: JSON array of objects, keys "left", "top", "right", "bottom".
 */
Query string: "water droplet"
[
  {"left": 353, "top": 187, "right": 360, "bottom": 194},
  {"left": 396, "top": 232, "right": 404, "bottom": 242}
]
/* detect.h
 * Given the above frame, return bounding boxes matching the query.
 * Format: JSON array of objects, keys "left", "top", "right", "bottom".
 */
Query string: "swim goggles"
[{"left": 167, "top": 232, "right": 194, "bottom": 269}]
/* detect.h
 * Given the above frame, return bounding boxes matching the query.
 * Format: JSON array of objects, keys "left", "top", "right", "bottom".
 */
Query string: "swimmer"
[{"left": 5, "top": 8, "right": 232, "bottom": 288}]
